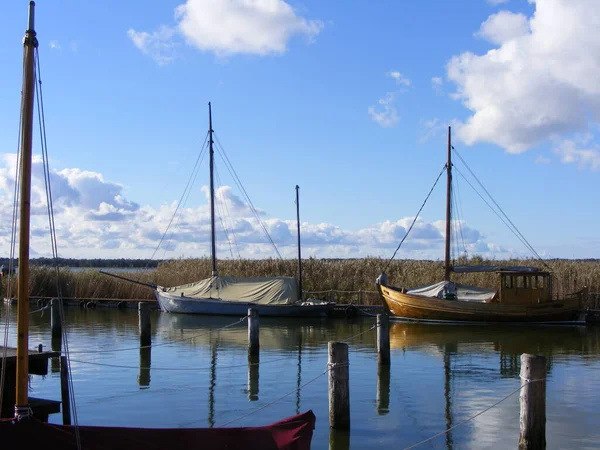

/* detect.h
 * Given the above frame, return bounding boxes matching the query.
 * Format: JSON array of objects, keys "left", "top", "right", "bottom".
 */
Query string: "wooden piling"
[
  {"left": 60, "top": 356, "right": 71, "bottom": 425},
  {"left": 138, "top": 302, "right": 151, "bottom": 347},
  {"left": 248, "top": 308, "right": 259, "bottom": 356},
  {"left": 328, "top": 342, "right": 350, "bottom": 429},
  {"left": 377, "top": 314, "right": 390, "bottom": 366},
  {"left": 138, "top": 346, "right": 151, "bottom": 388},
  {"left": 519, "top": 354, "right": 546, "bottom": 450},
  {"left": 50, "top": 298, "right": 62, "bottom": 339}
]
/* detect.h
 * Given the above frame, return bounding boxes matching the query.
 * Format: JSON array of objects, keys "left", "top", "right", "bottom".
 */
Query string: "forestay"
[
  {"left": 160, "top": 276, "right": 299, "bottom": 305},
  {"left": 406, "top": 280, "right": 497, "bottom": 302}
]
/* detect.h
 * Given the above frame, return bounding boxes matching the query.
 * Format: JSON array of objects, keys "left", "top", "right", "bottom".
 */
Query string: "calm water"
[{"left": 2, "top": 306, "right": 600, "bottom": 449}]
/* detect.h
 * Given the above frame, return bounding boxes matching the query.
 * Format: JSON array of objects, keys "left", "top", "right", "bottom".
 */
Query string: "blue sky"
[{"left": 0, "top": 0, "right": 598, "bottom": 260}]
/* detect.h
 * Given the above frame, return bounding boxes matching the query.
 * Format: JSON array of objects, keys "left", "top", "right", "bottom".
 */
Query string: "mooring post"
[
  {"left": 51, "top": 298, "right": 62, "bottom": 339},
  {"left": 519, "top": 354, "right": 546, "bottom": 450},
  {"left": 248, "top": 308, "right": 259, "bottom": 356},
  {"left": 138, "top": 346, "right": 151, "bottom": 388},
  {"left": 328, "top": 341, "right": 350, "bottom": 429},
  {"left": 377, "top": 314, "right": 390, "bottom": 366},
  {"left": 60, "top": 356, "right": 71, "bottom": 425},
  {"left": 138, "top": 302, "right": 151, "bottom": 347}
]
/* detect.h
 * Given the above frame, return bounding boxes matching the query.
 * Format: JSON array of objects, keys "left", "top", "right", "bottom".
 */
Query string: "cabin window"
[
  {"left": 504, "top": 276, "right": 513, "bottom": 289},
  {"left": 516, "top": 276, "right": 525, "bottom": 289},
  {"left": 536, "top": 276, "right": 544, "bottom": 288}
]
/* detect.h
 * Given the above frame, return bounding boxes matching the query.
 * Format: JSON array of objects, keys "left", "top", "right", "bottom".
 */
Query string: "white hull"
[{"left": 154, "top": 290, "right": 333, "bottom": 318}]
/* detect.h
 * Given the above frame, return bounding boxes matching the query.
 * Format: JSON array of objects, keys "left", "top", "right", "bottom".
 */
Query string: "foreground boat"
[
  {"left": 3, "top": 4, "right": 315, "bottom": 448},
  {"left": 154, "top": 104, "right": 333, "bottom": 317},
  {"left": 1, "top": 410, "right": 316, "bottom": 450},
  {"left": 377, "top": 127, "right": 586, "bottom": 324}
]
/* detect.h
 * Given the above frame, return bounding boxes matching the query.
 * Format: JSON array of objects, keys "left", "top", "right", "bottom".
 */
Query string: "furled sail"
[
  {"left": 159, "top": 276, "right": 299, "bottom": 305},
  {"left": 406, "top": 280, "right": 497, "bottom": 302}
]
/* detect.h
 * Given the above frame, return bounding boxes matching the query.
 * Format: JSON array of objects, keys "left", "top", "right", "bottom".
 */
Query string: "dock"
[{"left": 0, "top": 346, "right": 61, "bottom": 420}]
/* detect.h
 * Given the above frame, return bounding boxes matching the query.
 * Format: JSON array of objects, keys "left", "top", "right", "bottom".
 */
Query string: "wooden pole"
[
  {"left": 60, "top": 356, "right": 71, "bottom": 425},
  {"left": 15, "top": 1, "right": 38, "bottom": 419},
  {"left": 519, "top": 354, "right": 546, "bottom": 450},
  {"left": 51, "top": 298, "right": 62, "bottom": 339},
  {"left": 138, "top": 302, "right": 151, "bottom": 347},
  {"left": 295, "top": 185, "right": 303, "bottom": 300},
  {"left": 328, "top": 342, "right": 350, "bottom": 429},
  {"left": 248, "top": 308, "right": 259, "bottom": 356},
  {"left": 444, "top": 125, "right": 452, "bottom": 281},
  {"left": 328, "top": 429, "right": 350, "bottom": 450},
  {"left": 377, "top": 314, "right": 390, "bottom": 365}
]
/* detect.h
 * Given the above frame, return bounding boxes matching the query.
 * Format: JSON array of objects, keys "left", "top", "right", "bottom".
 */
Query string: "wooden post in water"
[
  {"left": 60, "top": 356, "right": 71, "bottom": 425},
  {"left": 138, "top": 346, "right": 151, "bottom": 388},
  {"left": 519, "top": 354, "right": 546, "bottom": 450},
  {"left": 377, "top": 314, "right": 390, "bottom": 366},
  {"left": 248, "top": 308, "right": 259, "bottom": 357},
  {"left": 51, "top": 298, "right": 62, "bottom": 339},
  {"left": 138, "top": 302, "right": 151, "bottom": 347},
  {"left": 328, "top": 342, "right": 350, "bottom": 429}
]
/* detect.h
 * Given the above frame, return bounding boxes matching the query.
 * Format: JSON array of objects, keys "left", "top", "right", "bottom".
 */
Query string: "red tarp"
[{"left": 0, "top": 410, "right": 315, "bottom": 450}]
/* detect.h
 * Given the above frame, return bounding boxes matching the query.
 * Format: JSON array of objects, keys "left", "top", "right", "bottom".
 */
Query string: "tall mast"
[
  {"left": 15, "top": 1, "right": 38, "bottom": 420},
  {"left": 444, "top": 126, "right": 452, "bottom": 282},
  {"left": 295, "top": 185, "right": 303, "bottom": 300},
  {"left": 208, "top": 102, "right": 217, "bottom": 276}
]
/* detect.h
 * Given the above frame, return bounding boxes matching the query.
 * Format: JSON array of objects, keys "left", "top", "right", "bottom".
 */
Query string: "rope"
[
  {"left": 29, "top": 303, "right": 51, "bottom": 315},
  {"left": 35, "top": 47, "right": 83, "bottom": 449},
  {"left": 452, "top": 148, "right": 550, "bottom": 271},
  {"left": 340, "top": 324, "right": 377, "bottom": 342},
  {"left": 67, "top": 355, "right": 292, "bottom": 371},
  {"left": 402, "top": 379, "right": 544, "bottom": 450},
  {"left": 148, "top": 131, "right": 209, "bottom": 264},
  {"left": 213, "top": 134, "right": 283, "bottom": 260},
  {"left": 383, "top": 165, "right": 447, "bottom": 273},
  {"left": 67, "top": 316, "right": 247, "bottom": 354}
]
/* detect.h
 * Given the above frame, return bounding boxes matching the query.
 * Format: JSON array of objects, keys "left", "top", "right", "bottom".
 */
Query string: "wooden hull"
[
  {"left": 378, "top": 283, "right": 586, "bottom": 324},
  {"left": 155, "top": 290, "right": 334, "bottom": 318}
]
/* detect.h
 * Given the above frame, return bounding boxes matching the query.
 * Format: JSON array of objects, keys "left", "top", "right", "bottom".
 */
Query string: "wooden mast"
[
  {"left": 444, "top": 126, "right": 452, "bottom": 281},
  {"left": 208, "top": 102, "right": 217, "bottom": 276},
  {"left": 295, "top": 185, "right": 303, "bottom": 300},
  {"left": 15, "top": 0, "right": 38, "bottom": 420}
]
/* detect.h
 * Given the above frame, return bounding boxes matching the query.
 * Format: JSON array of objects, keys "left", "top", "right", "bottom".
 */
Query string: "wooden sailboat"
[
  {"left": 376, "top": 127, "right": 586, "bottom": 324},
  {"left": 2, "top": 4, "right": 316, "bottom": 448},
  {"left": 152, "top": 106, "right": 333, "bottom": 317}
]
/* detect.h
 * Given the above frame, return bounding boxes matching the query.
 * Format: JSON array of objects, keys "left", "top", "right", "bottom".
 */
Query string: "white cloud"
[
  {"left": 368, "top": 92, "right": 399, "bottom": 127},
  {"left": 447, "top": 0, "right": 600, "bottom": 157},
  {"left": 534, "top": 155, "right": 551, "bottom": 165},
  {"left": 475, "top": 11, "right": 529, "bottom": 44},
  {"left": 387, "top": 71, "right": 411, "bottom": 87},
  {"left": 127, "top": 26, "right": 178, "bottom": 65},
  {"left": 369, "top": 70, "right": 413, "bottom": 128},
  {"left": 49, "top": 40, "right": 60, "bottom": 50},
  {"left": 431, "top": 76, "right": 443, "bottom": 94},
  {"left": 552, "top": 138, "right": 600, "bottom": 171},
  {"left": 0, "top": 155, "right": 505, "bottom": 259},
  {"left": 128, "top": 0, "right": 323, "bottom": 62}
]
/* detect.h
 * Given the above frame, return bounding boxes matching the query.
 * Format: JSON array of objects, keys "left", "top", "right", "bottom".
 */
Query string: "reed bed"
[{"left": 2, "top": 257, "right": 599, "bottom": 306}]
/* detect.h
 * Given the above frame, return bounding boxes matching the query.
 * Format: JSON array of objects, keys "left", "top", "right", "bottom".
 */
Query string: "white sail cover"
[
  {"left": 160, "top": 276, "right": 299, "bottom": 305},
  {"left": 406, "top": 280, "right": 497, "bottom": 302}
]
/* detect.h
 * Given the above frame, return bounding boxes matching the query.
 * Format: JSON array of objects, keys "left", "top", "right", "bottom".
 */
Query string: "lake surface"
[{"left": 2, "top": 306, "right": 600, "bottom": 449}]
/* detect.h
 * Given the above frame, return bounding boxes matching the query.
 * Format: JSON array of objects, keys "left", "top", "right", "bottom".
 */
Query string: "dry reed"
[{"left": 2, "top": 257, "right": 598, "bottom": 306}]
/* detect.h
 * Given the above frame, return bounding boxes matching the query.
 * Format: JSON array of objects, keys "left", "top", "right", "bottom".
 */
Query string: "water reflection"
[{"left": 138, "top": 346, "right": 151, "bottom": 388}]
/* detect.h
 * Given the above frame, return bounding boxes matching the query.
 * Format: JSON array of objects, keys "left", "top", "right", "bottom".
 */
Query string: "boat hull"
[
  {"left": 155, "top": 290, "right": 333, "bottom": 318},
  {"left": 378, "top": 283, "right": 585, "bottom": 324}
]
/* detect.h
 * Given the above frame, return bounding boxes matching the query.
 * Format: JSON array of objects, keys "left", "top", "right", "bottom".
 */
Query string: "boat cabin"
[{"left": 497, "top": 271, "right": 552, "bottom": 305}]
